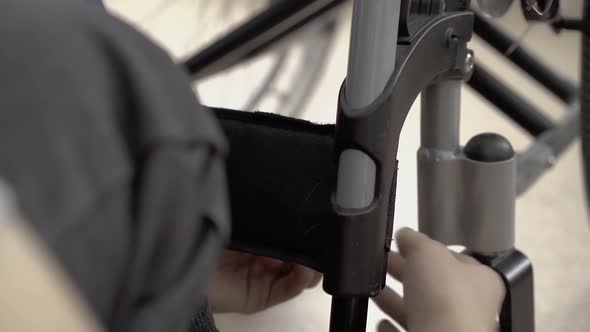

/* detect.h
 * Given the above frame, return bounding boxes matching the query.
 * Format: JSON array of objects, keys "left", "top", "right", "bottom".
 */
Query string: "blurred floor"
[{"left": 106, "top": 1, "right": 590, "bottom": 331}]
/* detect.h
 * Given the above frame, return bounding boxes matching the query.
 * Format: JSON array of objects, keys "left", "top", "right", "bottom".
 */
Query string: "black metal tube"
[
  {"left": 183, "top": 0, "right": 344, "bottom": 80},
  {"left": 552, "top": 18, "right": 584, "bottom": 31},
  {"left": 329, "top": 297, "right": 369, "bottom": 332},
  {"left": 468, "top": 63, "right": 555, "bottom": 137},
  {"left": 474, "top": 13, "right": 578, "bottom": 104}
]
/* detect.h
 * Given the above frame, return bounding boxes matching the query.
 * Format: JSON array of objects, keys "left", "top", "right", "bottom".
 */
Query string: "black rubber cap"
[{"left": 464, "top": 133, "right": 515, "bottom": 162}]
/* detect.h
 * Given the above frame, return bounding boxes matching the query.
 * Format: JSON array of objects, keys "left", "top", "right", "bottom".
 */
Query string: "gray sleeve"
[
  {"left": 0, "top": 0, "right": 229, "bottom": 331},
  {"left": 189, "top": 301, "right": 219, "bottom": 332}
]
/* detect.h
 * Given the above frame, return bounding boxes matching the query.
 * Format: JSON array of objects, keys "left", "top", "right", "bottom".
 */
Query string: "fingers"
[
  {"left": 306, "top": 269, "right": 323, "bottom": 288},
  {"left": 396, "top": 228, "right": 455, "bottom": 262},
  {"left": 373, "top": 287, "right": 407, "bottom": 328},
  {"left": 250, "top": 257, "right": 285, "bottom": 275},
  {"left": 377, "top": 320, "right": 401, "bottom": 332},
  {"left": 478, "top": 265, "right": 507, "bottom": 307},
  {"left": 452, "top": 251, "right": 480, "bottom": 265},
  {"left": 395, "top": 228, "right": 431, "bottom": 257},
  {"left": 286, "top": 264, "right": 316, "bottom": 291},
  {"left": 387, "top": 251, "right": 404, "bottom": 281},
  {"left": 289, "top": 265, "right": 321, "bottom": 289},
  {"left": 265, "top": 265, "right": 319, "bottom": 308},
  {"left": 258, "top": 257, "right": 285, "bottom": 271}
]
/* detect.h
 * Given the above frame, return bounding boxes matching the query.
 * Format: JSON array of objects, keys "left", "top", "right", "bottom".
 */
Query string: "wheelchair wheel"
[{"left": 133, "top": 0, "right": 340, "bottom": 117}]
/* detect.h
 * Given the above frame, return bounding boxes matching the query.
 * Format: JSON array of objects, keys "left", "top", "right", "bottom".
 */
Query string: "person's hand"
[
  {"left": 373, "top": 228, "right": 506, "bottom": 332},
  {"left": 208, "top": 250, "right": 322, "bottom": 314}
]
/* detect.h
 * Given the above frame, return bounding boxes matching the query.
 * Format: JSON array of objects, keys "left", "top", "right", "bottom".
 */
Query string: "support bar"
[
  {"left": 516, "top": 105, "right": 580, "bottom": 195},
  {"left": 184, "top": 0, "right": 344, "bottom": 79},
  {"left": 421, "top": 81, "right": 461, "bottom": 150},
  {"left": 345, "top": 0, "right": 401, "bottom": 108},
  {"left": 329, "top": 297, "right": 369, "bottom": 332},
  {"left": 474, "top": 13, "right": 578, "bottom": 104},
  {"left": 331, "top": 2, "right": 401, "bottom": 331},
  {"left": 468, "top": 63, "right": 555, "bottom": 137}
]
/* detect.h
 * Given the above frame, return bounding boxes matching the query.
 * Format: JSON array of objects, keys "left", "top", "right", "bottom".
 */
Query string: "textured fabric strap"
[{"left": 214, "top": 108, "right": 335, "bottom": 271}]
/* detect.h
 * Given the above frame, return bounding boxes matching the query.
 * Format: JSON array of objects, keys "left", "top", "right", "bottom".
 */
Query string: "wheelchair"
[{"left": 116, "top": 0, "right": 588, "bottom": 331}]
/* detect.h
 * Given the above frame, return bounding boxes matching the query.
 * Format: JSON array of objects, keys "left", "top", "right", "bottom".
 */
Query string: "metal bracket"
[
  {"left": 325, "top": 11, "right": 474, "bottom": 297},
  {"left": 476, "top": 250, "right": 536, "bottom": 332}
]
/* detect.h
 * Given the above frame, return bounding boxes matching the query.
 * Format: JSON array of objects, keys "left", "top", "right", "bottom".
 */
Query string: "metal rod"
[
  {"left": 421, "top": 81, "right": 462, "bottom": 149},
  {"left": 336, "top": 0, "right": 401, "bottom": 208},
  {"left": 345, "top": 0, "right": 401, "bottom": 108},
  {"left": 474, "top": 12, "right": 578, "bottom": 104},
  {"left": 418, "top": 81, "right": 462, "bottom": 244},
  {"left": 183, "top": 0, "right": 345, "bottom": 80},
  {"left": 329, "top": 297, "right": 369, "bottom": 332},
  {"left": 516, "top": 105, "right": 579, "bottom": 195},
  {"left": 552, "top": 18, "right": 584, "bottom": 31},
  {"left": 467, "top": 63, "right": 555, "bottom": 137}
]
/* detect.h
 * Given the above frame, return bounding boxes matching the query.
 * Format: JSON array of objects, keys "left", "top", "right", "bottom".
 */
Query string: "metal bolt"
[
  {"left": 464, "top": 52, "right": 475, "bottom": 75},
  {"left": 446, "top": 28, "right": 458, "bottom": 47}
]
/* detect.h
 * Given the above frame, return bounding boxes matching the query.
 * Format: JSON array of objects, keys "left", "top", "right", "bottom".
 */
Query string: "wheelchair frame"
[{"left": 184, "top": 1, "right": 581, "bottom": 331}]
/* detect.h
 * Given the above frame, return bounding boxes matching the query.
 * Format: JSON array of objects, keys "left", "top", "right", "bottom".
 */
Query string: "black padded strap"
[{"left": 214, "top": 108, "right": 335, "bottom": 271}]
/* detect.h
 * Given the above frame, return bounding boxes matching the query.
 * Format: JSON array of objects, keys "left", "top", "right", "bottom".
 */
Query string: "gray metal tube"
[
  {"left": 419, "top": 155, "right": 516, "bottom": 254},
  {"left": 421, "top": 81, "right": 462, "bottom": 150},
  {"left": 418, "top": 81, "right": 516, "bottom": 254},
  {"left": 418, "top": 81, "right": 462, "bottom": 244},
  {"left": 461, "top": 158, "right": 516, "bottom": 254},
  {"left": 336, "top": 0, "right": 401, "bottom": 209},
  {"left": 345, "top": 0, "right": 401, "bottom": 109},
  {"left": 417, "top": 154, "right": 460, "bottom": 243},
  {"left": 516, "top": 107, "right": 579, "bottom": 196}
]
